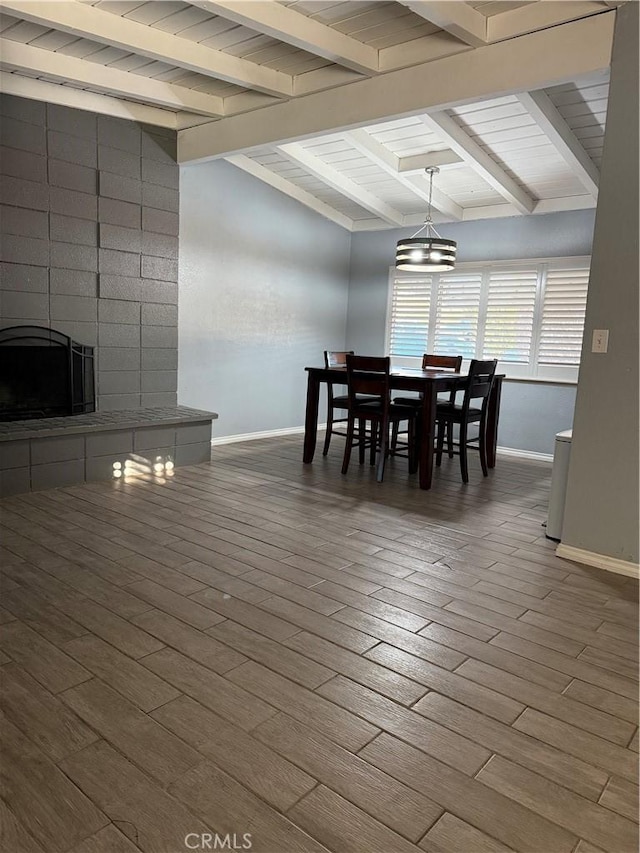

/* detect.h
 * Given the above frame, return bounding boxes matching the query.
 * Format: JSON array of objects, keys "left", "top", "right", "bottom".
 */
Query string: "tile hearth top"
[{"left": 0, "top": 406, "right": 218, "bottom": 442}]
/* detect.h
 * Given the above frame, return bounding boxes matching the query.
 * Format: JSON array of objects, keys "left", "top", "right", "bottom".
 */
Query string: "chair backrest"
[
  {"left": 459, "top": 359, "right": 497, "bottom": 415},
  {"left": 422, "top": 353, "right": 463, "bottom": 371},
  {"left": 346, "top": 355, "right": 391, "bottom": 410},
  {"left": 423, "top": 354, "right": 463, "bottom": 403},
  {"left": 324, "top": 350, "right": 353, "bottom": 368},
  {"left": 324, "top": 351, "right": 354, "bottom": 405}
]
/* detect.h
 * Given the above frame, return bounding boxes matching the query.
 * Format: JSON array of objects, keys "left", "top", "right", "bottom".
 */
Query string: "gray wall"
[
  {"left": 0, "top": 94, "right": 179, "bottom": 411},
  {"left": 178, "top": 159, "right": 351, "bottom": 436},
  {"left": 562, "top": 3, "right": 639, "bottom": 564},
  {"left": 347, "top": 210, "right": 595, "bottom": 454}
]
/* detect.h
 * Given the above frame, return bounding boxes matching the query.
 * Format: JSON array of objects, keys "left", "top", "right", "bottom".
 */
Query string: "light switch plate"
[{"left": 592, "top": 329, "right": 609, "bottom": 353}]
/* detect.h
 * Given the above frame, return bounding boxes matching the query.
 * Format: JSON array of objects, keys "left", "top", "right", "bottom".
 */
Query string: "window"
[
  {"left": 433, "top": 271, "right": 481, "bottom": 359},
  {"left": 386, "top": 257, "right": 590, "bottom": 381}
]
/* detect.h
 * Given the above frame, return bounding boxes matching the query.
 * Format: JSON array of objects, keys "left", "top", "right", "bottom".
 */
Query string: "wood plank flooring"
[{"left": 1, "top": 434, "right": 638, "bottom": 853}]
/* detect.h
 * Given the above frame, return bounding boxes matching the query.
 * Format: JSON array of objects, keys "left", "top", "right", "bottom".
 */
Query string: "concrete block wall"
[{"left": 0, "top": 94, "right": 179, "bottom": 411}]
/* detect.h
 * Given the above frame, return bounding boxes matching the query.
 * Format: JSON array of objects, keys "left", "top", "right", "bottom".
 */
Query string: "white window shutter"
[
  {"left": 483, "top": 269, "right": 538, "bottom": 363},
  {"left": 388, "top": 257, "right": 590, "bottom": 377},
  {"left": 539, "top": 265, "right": 590, "bottom": 365},
  {"left": 388, "top": 275, "right": 432, "bottom": 357},
  {"left": 433, "top": 271, "right": 482, "bottom": 359}
]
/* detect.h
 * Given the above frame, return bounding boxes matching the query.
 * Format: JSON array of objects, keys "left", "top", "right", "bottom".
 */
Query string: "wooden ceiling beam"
[
  {"left": 397, "top": 151, "right": 463, "bottom": 172},
  {"left": 379, "top": 30, "right": 471, "bottom": 73},
  {"left": 351, "top": 194, "right": 597, "bottom": 231},
  {"left": 517, "top": 90, "right": 599, "bottom": 198},
  {"left": 191, "top": 0, "right": 379, "bottom": 75},
  {"left": 397, "top": 1, "right": 487, "bottom": 47},
  {"left": 0, "top": 71, "right": 177, "bottom": 127},
  {"left": 487, "top": 1, "right": 607, "bottom": 42},
  {"left": 346, "top": 129, "right": 463, "bottom": 220},
  {"left": 0, "top": 0, "right": 293, "bottom": 98},
  {"left": 226, "top": 155, "right": 354, "bottom": 230},
  {"left": 0, "top": 39, "right": 225, "bottom": 116},
  {"left": 279, "top": 142, "right": 405, "bottom": 226},
  {"left": 178, "top": 13, "right": 615, "bottom": 162},
  {"left": 420, "top": 111, "right": 536, "bottom": 214}
]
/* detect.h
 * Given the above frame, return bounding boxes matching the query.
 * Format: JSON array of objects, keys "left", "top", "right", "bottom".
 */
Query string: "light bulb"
[
  {"left": 429, "top": 250, "right": 442, "bottom": 261},
  {"left": 410, "top": 249, "right": 423, "bottom": 262}
]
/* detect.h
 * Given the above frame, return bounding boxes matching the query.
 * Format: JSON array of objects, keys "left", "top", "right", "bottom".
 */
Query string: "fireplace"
[{"left": 0, "top": 326, "right": 95, "bottom": 422}]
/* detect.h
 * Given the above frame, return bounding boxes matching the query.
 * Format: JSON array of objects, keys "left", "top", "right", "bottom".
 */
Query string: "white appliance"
[{"left": 546, "top": 429, "right": 573, "bottom": 541}]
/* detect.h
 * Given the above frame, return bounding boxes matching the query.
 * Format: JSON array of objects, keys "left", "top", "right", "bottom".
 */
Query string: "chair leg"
[
  {"left": 358, "top": 418, "right": 366, "bottom": 465},
  {"left": 369, "top": 421, "right": 377, "bottom": 466},
  {"left": 408, "top": 417, "right": 419, "bottom": 474},
  {"left": 479, "top": 417, "right": 489, "bottom": 476},
  {"left": 435, "top": 419, "right": 446, "bottom": 467},
  {"left": 391, "top": 420, "right": 399, "bottom": 454},
  {"left": 376, "top": 417, "right": 389, "bottom": 482},
  {"left": 341, "top": 416, "right": 355, "bottom": 475},
  {"left": 446, "top": 422, "right": 454, "bottom": 458},
  {"left": 322, "top": 406, "right": 334, "bottom": 456},
  {"left": 459, "top": 423, "right": 469, "bottom": 484}
]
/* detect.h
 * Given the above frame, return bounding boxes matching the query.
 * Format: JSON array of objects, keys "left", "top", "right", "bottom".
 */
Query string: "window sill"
[{"left": 503, "top": 376, "right": 577, "bottom": 386}]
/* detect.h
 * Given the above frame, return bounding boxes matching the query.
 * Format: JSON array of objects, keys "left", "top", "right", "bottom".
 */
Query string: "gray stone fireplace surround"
[
  {"left": 0, "top": 95, "right": 217, "bottom": 496},
  {"left": 0, "top": 93, "right": 179, "bottom": 412}
]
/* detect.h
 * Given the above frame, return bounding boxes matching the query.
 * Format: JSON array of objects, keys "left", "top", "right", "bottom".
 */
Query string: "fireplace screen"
[{"left": 0, "top": 326, "right": 95, "bottom": 421}]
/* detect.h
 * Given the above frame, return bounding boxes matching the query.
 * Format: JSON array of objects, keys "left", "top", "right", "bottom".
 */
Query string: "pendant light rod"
[{"left": 409, "top": 166, "right": 444, "bottom": 239}]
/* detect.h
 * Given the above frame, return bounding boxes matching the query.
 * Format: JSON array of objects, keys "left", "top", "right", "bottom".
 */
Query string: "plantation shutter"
[
  {"left": 388, "top": 275, "right": 432, "bottom": 357},
  {"left": 483, "top": 268, "right": 538, "bottom": 363},
  {"left": 433, "top": 271, "right": 482, "bottom": 358},
  {"left": 539, "top": 264, "right": 590, "bottom": 365}
]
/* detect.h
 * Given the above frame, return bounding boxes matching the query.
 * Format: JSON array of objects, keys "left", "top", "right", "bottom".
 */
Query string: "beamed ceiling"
[{"left": 0, "top": 1, "right": 621, "bottom": 230}]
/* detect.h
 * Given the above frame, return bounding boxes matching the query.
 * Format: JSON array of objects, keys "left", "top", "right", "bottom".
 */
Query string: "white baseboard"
[
  {"left": 211, "top": 424, "right": 327, "bottom": 447},
  {"left": 555, "top": 543, "right": 640, "bottom": 579},
  {"left": 496, "top": 446, "right": 553, "bottom": 463},
  {"left": 212, "top": 430, "right": 551, "bottom": 462}
]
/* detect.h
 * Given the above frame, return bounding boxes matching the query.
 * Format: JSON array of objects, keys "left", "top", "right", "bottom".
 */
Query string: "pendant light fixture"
[{"left": 395, "top": 166, "right": 457, "bottom": 272}]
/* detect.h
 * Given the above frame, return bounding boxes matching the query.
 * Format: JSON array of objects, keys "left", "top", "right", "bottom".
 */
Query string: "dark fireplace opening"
[{"left": 0, "top": 326, "right": 95, "bottom": 422}]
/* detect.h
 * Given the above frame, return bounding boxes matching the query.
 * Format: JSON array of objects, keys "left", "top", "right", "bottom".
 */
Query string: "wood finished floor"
[{"left": 0, "top": 435, "right": 638, "bottom": 853}]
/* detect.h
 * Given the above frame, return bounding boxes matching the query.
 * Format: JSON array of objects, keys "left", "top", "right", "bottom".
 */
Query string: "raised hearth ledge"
[
  {"left": 0, "top": 406, "right": 217, "bottom": 442},
  {"left": 0, "top": 406, "right": 218, "bottom": 497}
]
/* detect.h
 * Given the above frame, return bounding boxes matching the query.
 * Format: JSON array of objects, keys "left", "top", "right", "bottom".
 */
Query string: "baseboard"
[
  {"left": 555, "top": 544, "right": 640, "bottom": 579},
  {"left": 211, "top": 424, "right": 327, "bottom": 446},
  {"left": 211, "top": 431, "right": 552, "bottom": 461},
  {"left": 496, "top": 446, "right": 553, "bottom": 463}
]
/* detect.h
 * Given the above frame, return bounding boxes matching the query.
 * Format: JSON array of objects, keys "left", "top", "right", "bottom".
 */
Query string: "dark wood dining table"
[{"left": 303, "top": 365, "right": 504, "bottom": 490}]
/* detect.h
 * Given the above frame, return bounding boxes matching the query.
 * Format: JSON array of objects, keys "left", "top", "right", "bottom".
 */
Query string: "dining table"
[{"left": 303, "top": 365, "right": 504, "bottom": 490}]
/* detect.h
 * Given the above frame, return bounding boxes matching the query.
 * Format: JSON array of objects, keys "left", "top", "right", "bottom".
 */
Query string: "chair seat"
[
  {"left": 332, "top": 393, "right": 377, "bottom": 408},
  {"left": 352, "top": 402, "right": 419, "bottom": 419},
  {"left": 436, "top": 402, "right": 483, "bottom": 420},
  {"left": 393, "top": 396, "right": 421, "bottom": 407},
  {"left": 394, "top": 393, "right": 458, "bottom": 408}
]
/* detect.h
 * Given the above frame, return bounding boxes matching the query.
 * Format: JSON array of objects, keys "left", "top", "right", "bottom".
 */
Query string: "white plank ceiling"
[{"left": 0, "top": 0, "right": 617, "bottom": 230}]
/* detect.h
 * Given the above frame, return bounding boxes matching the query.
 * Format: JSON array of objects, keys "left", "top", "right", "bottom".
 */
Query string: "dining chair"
[
  {"left": 435, "top": 358, "right": 498, "bottom": 483},
  {"left": 391, "top": 353, "right": 463, "bottom": 456},
  {"left": 323, "top": 350, "right": 379, "bottom": 455},
  {"left": 321, "top": 350, "right": 354, "bottom": 455},
  {"left": 342, "top": 355, "right": 419, "bottom": 483}
]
